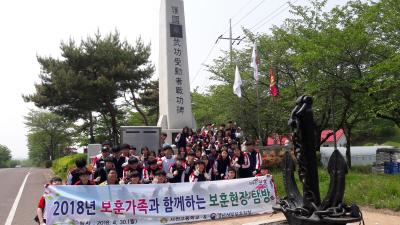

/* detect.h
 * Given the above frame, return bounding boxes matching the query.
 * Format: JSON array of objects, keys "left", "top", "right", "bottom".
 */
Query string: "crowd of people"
[
  {"left": 36, "top": 122, "right": 274, "bottom": 225},
  {"left": 66, "top": 121, "right": 269, "bottom": 186}
]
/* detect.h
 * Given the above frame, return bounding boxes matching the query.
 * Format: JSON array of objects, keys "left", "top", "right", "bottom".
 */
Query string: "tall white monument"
[{"left": 157, "top": 0, "right": 196, "bottom": 144}]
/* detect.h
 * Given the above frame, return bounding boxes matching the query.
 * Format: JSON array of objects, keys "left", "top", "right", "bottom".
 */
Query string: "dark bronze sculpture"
[{"left": 274, "top": 96, "right": 363, "bottom": 225}]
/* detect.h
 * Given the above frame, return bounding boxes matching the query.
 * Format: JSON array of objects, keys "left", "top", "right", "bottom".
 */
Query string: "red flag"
[{"left": 269, "top": 67, "right": 278, "bottom": 97}]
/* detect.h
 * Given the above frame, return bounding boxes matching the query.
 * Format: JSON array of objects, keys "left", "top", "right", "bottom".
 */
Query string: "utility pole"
[{"left": 215, "top": 18, "right": 245, "bottom": 65}]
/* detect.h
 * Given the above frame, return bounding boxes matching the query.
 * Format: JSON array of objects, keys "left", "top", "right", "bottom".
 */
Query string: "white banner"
[{"left": 45, "top": 176, "right": 277, "bottom": 225}]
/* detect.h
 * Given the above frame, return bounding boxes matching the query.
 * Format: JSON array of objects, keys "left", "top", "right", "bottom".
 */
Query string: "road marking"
[{"left": 4, "top": 168, "right": 32, "bottom": 225}]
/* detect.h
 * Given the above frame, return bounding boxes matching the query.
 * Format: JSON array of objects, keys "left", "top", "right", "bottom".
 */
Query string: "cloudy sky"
[{"left": 0, "top": 0, "right": 348, "bottom": 159}]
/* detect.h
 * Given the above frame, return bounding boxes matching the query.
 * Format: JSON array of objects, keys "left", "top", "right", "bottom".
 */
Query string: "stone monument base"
[{"left": 161, "top": 128, "right": 182, "bottom": 150}]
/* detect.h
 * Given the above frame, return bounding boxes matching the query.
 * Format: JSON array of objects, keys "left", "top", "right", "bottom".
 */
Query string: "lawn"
[{"left": 271, "top": 166, "right": 400, "bottom": 211}]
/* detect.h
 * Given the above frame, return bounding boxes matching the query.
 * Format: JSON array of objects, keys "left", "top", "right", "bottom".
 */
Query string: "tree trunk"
[
  {"left": 104, "top": 101, "right": 119, "bottom": 146},
  {"left": 88, "top": 112, "right": 95, "bottom": 144},
  {"left": 129, "top": 88, "right": 149, "bottom": 126}
]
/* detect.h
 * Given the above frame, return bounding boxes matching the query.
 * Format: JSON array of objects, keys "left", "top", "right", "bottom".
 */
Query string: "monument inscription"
[{"left": 158, "top": 0, "right": 196, "bottom": 144}]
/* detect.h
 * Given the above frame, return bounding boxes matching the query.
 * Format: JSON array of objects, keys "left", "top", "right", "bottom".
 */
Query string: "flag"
[
  {"left": 233, "top": 65, "right": 242, "bottom": 97},
  {"left": 250, "top": 42, "right": 259, "bottom": 81},
  {"left": 269, "top": 67, "right": 278, "bottom": 97}
]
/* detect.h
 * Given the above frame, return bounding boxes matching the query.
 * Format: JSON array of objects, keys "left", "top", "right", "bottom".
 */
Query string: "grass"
[
  {"left": 52, "top": 153, "right": 87, "bottom": 179},
  {"left": 270, "top": 166, "right": 400, "bottom": 211}
]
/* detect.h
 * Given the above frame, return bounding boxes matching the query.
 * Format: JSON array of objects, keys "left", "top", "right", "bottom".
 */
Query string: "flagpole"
[{"left": 256, "top": 79, "right": 261, "bottom": 142}]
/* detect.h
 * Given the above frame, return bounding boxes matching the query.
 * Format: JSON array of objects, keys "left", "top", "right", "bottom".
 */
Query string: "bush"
[
  {"left": 52, "top": 154, "right": 87, "bottom": 179},
  {"left": 45, "top": 160, "right": 52, "bottom": 168}
]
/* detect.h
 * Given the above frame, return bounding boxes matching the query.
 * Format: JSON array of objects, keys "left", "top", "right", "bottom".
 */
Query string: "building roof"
[
  {"left": 321, "top": 129, "right": 344, "bottom": 143},
  {"left": 266, "top": 129, "right": 345, "bottom": 146},
  {"left": 320, "top": 146, "right": 394, "bottom": 157}
]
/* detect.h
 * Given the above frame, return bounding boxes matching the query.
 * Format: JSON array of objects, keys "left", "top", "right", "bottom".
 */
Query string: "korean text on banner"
[{"left": 44, "top": 176, "right": 277, "bottom": 225}]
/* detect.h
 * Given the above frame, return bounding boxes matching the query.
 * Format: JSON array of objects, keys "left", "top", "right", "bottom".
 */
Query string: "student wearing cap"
[
  {"left": 66, "top": 158, "right": 92, "bottom": 185},
  {"left": 142, "top": 157, "right": 162, "bottom": 184},
  {"left": 92, "top": 146, "right": 111, "bottom": 170},
  {"left": 94, "top": 157, "right": 115, "bottom": 184},
  {"left": 35, "top": 177, "right": 62, "bottom": 225},
  {"left": 189, "top": 160, "right": 211, "bottom": 182},
  {"left": 74, "top": 171, "right": 96, "bottom": 185}
]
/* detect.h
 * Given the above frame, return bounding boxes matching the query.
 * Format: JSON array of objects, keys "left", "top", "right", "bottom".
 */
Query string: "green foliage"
[
  {"left": 271, "top": 168, "right": 400, "bottom": 211},
  {"left": 0, "top": 144, "right": 12, "bottom": 168},
  {"left": 52, "top": 153, "right": 87, "bottom": 179},
  {"left": 24, "top": 30, "right": 154, "bottom": 145},
  {"left": 25, "top": 110, "right": 75, "bottom": 165},
  {"left": 192, "top": 0, "right": 400, "bottom": 157}
]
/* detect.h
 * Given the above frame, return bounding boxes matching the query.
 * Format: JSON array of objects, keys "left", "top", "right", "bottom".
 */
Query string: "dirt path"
[{"left": 186, "top": 207, "right": 400, "bottom": 225}]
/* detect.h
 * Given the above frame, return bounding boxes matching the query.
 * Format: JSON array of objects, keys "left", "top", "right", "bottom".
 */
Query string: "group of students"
[
  {"left": 36, "top": 122, "right": 273, "bottom": 225},
  {"left": 66, "top": 142, "right": 269, "bottom": 186},
  {"left": 65, "top": 122, "right": 269, "bottom": 186}
]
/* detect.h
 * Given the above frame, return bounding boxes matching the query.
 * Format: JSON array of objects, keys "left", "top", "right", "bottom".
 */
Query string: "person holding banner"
[{"left": 35, "top": 176, "right": 62, "bottom": 225}]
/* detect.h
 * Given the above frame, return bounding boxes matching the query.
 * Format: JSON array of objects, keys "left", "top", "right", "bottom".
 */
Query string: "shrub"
[{"left": 52, "top": 153, "right": 87, "bottom": 179}]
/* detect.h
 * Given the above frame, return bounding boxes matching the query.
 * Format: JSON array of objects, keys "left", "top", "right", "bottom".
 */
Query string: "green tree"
[
  {"left": 25, "top": 110, "right": 74, "bottom": 164},
  {"left": 24, "top": 31, "right": 154, "bottom": 145},
  {"left": 0, "top": 144, "right": 12, "bottom": 168}
]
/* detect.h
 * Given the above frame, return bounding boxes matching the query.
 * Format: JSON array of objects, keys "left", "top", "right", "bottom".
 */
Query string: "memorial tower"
[{"left": 157, "top": 0, "right": 196, "bottom": 144}]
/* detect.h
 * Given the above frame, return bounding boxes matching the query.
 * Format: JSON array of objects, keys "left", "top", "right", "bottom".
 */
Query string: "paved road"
[{"left": 0, "top": 168, "right": 53, "bottom": 225}]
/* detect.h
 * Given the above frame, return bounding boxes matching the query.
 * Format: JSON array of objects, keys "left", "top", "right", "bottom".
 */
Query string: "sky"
[{"left": 0, "top": 0, "right": 348, "bottom": 159}]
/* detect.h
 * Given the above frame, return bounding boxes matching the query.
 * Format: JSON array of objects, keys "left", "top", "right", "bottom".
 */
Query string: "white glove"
[
  {"left": 204, "top": 173, "right": 211, "bottom": 180},
  {"left": 194, "top": 170, "right": 200, "bottom": 176}
]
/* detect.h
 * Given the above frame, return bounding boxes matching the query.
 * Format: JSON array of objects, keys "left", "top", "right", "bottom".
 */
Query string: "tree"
[
  {"left": 24, "top": 31, "right": 154, "bottom": 145},
  {"left": 25, "top": 110, "right": 74, "bottom": 164},
  {"left": 0, "top": 144, "right": 12, "bottom": 168}
]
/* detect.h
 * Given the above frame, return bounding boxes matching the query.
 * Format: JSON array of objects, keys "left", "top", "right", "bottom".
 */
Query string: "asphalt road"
[{"left": 0, "top": 167, "right": 53, "bottom": 225}]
